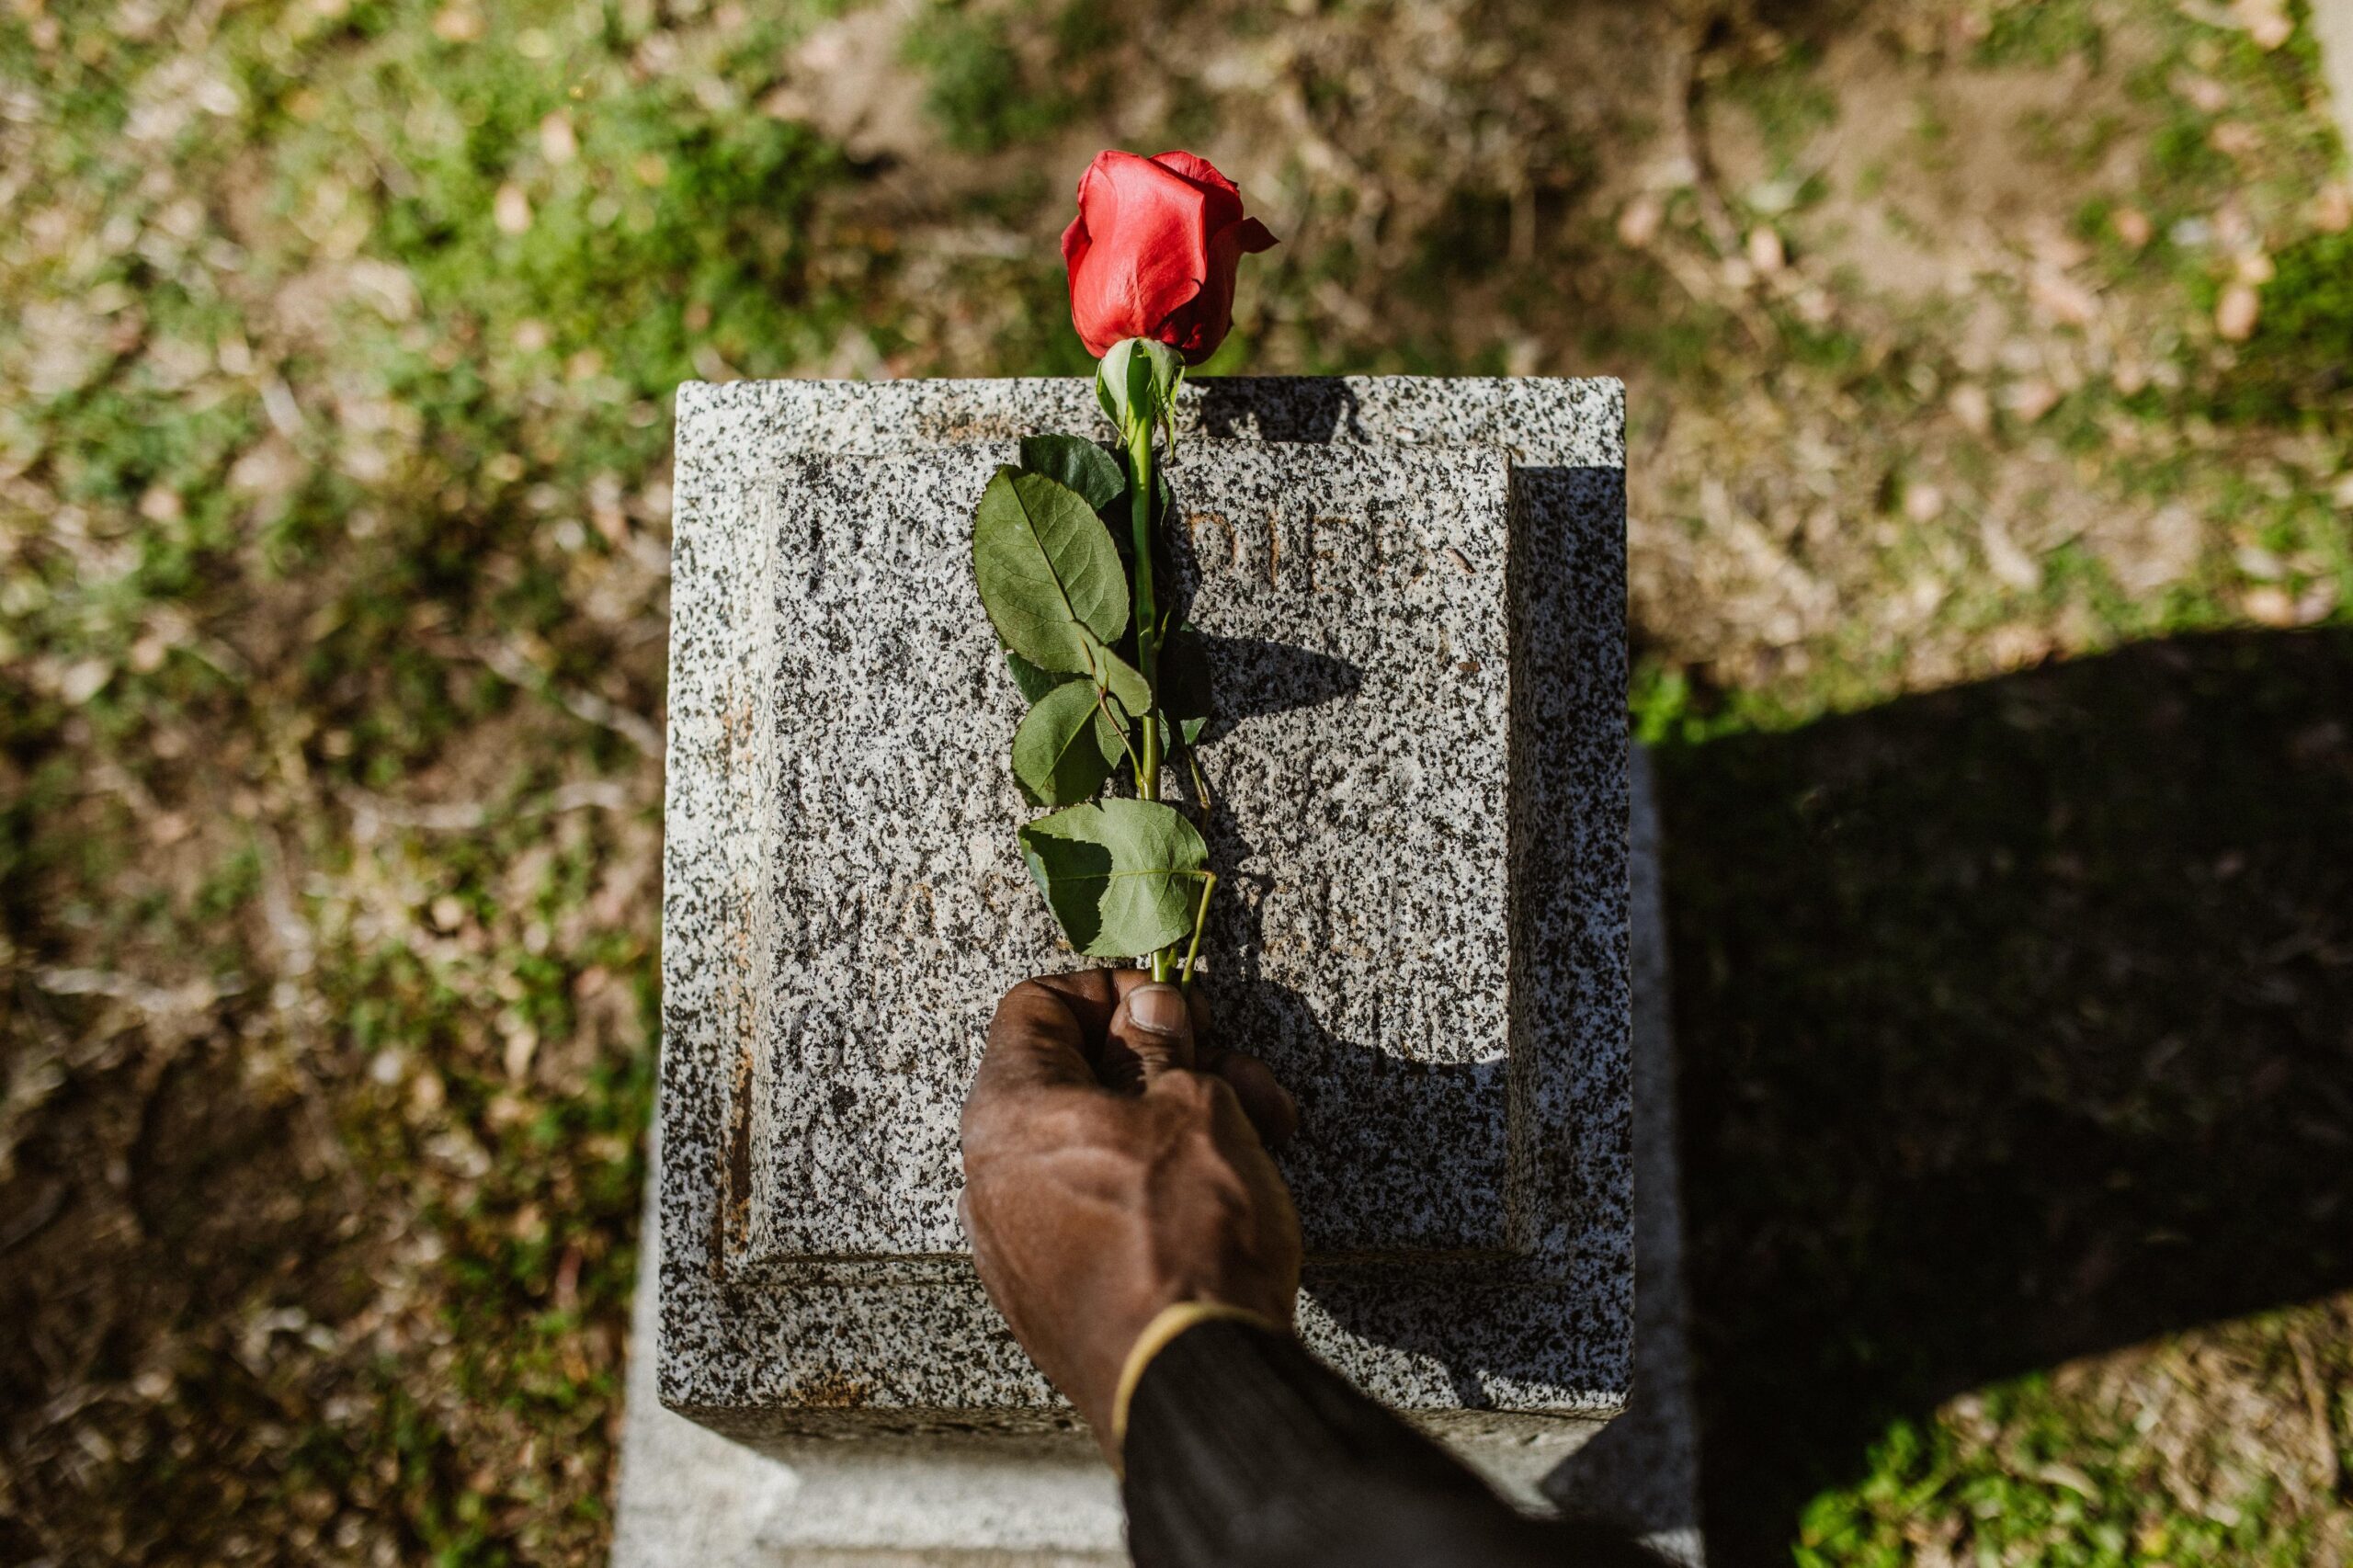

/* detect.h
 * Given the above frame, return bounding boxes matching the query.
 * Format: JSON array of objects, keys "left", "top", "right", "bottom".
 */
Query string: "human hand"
[{"left": 959, "top": 970, "right": 1301, "bottom": 1456}]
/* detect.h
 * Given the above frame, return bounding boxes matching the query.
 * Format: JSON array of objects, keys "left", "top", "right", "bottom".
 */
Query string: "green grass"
[
  {"left": 902, "top": 0, "right": 1121, "bottom": 153},
  {"left": 0, "top": 0, "right": 858, "bottom": 1559},
  {"left": 1722, "top": 38, "right": 1841, "bottom": 170},
  {"left": 1802, "top": 1358, "right": 2334, "bottom": 1567},
  {"left": 4, "top": 0, "right": 2351, "bottom": 1561},
  {"left": 2205, "top": 230, "right": 2353, "bottom": 425},
  {"left": 1971, "top": 0, "right": 2107, "bottom": 69}
]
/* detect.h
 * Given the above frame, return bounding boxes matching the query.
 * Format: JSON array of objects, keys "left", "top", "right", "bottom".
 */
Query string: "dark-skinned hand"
[{"left": 959, "top": 971, "right": 1302, "bottom": 1458}]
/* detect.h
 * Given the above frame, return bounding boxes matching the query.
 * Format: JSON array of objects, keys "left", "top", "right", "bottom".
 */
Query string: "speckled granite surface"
[
  {"left": 659, "top": 378, "right": 1631, "bottom": 1460},
  {"left": 736, "top": 443, "right": 1518, "bottom": 1273}
]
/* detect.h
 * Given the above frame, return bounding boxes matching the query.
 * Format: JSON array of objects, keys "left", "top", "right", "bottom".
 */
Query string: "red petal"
[
  {"left": 1150, "top": 149, "right": 1243, "bottom": 233},
  {"left": 1148, "top": 150, "right": 1239, "bottom": 196},
  {"left": 1161, "top": 220, "right": 1252, "bottom": 363},
  {"left": 1067, "top": 150, "right": 1212, "bottom": 356}
]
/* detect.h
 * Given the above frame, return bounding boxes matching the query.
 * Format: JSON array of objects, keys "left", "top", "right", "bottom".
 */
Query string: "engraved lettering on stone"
[{"left": 1185, "top": 508, "right": 1240, "bottom": 571}]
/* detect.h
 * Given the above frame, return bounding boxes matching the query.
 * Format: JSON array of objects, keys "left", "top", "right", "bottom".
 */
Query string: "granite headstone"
[{"left": 659, "top": 378, "right": 1631, "bottom": 1488}]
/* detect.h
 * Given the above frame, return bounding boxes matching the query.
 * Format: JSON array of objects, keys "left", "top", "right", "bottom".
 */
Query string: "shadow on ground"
[{"left": 1658, "top": 628, "right": 2353, "bottom": 1560}]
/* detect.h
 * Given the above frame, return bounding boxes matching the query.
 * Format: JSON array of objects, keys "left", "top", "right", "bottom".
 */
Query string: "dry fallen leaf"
[
  {"left": 2209, "top": 121, "right": 2260, "bottom": 158},
  {"left": 2003, "top": 380, "right": 2063, "bottom": 424},
  {"left": 1980, "top": 516, "right": 2042, "bottom": 592},
  {"left": 1617, "top": 193, "right": 1664, "bottom": 249},
  {"left": 540, "top": 113, "right": 578, "bottom": 165},
  {"left": 2029, "top": 271, "right": 2101, "bottom": 329},
  {"left": 2242, "top": 585, "right": 2296, "bottom": 626},
  {"left": 2232, "top": 0, "right": 2293, "bottom": 49},
  {"left": 1949, "top": 383, "right": 1993, "bottom": 436},
  {"left": 58, "top": 659, "right": 112, "bottom": 705},
  {"left": 2215, "top": 283, "right": 2261, "bottom": 342},
  {"left": 2171, "top": 70, "right": 2231, "bottom": 114},
  {"left": 494, "top": 184, "right": 532, "bottom": 236}
]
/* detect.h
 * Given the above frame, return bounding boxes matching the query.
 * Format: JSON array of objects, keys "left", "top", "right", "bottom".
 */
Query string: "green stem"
[
  {"left": 1183, "top": 735, "right": 1213, "bottom": 813},
  {"left": 1178, "top": 871, "right": 1218, "bottom": 991},
  {"left": 1127, "top": 411, "right": 1161, "bottom": 802},
  {"left": 1126, "top": 408, "right": 1178, "bottom": 983}
]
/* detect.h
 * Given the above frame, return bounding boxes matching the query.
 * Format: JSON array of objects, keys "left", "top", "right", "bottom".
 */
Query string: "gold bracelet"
[{"left": 1109, "top": 1301, "right": 1283, "bottom": 1459}]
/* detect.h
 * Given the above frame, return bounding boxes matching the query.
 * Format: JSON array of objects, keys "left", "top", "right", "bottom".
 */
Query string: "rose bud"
[{"left": 1062, "top": 150, "right": 1279, "bottom": 365}]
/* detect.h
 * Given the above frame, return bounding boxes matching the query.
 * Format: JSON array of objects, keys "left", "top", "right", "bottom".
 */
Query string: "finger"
[
  {"left": 968, "top": 980, "right": 1105, "bottom": 1131},
  {"left": 1021, "top": 969, "right": 1210, "bottom": 1076},
  {"left": 1105, "top": 966, "right": 1211, "bottom": 1036},
  {"left": 1098, "top": 981, "right": 1196, "bottom": 1092},
  {"left": 1019, "top": 970, "right": 1129, "bottom": 1063},
  {"left": 1199, "top": 1045, "right": 1298, "bottom": 1149}
]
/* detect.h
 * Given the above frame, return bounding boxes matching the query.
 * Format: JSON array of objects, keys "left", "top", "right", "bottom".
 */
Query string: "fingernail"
[{"left": 1128, "top": 983, "right": 1188, "bottom": 1037}]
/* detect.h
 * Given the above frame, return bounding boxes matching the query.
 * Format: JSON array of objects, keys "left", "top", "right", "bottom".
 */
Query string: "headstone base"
[{"left": 611, "top": 752, "right": 1701, "bottom": 1567}]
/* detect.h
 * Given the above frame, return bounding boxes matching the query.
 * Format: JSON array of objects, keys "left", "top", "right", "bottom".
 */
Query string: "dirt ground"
[{"left": 2, "top": 0, "right": 2347, "bottom": 1562}]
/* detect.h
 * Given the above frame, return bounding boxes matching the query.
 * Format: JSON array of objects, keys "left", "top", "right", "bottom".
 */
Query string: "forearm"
[{"left": 1120, "top": 1316, "right": 1665, "bottom": 1568}]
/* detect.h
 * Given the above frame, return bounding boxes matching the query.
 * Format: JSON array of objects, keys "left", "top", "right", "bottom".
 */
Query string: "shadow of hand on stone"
[
  {"left": 1176, "top": 678, "right": 1518, "bottom": 1404},
  {"left": 1184, "top": 882, "right": 1523, "bottom": 1415}
]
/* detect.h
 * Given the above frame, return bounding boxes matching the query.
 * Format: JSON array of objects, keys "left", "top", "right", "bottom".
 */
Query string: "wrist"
[{"left": 1108, "top": 1300, "right": 1287, "bottom": 1460}]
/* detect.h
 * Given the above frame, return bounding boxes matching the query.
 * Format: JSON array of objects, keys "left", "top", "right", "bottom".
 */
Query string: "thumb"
[{"left": 1099, "top": 981, "right": 1197, "bottom": 1093}]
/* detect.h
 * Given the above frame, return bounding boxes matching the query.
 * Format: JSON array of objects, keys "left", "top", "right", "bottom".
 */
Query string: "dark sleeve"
[{"left": 1120, "top": 1317, "right": 1668, "bottom": 1568}]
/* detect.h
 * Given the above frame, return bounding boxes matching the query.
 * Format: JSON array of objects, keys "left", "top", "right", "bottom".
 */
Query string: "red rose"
[{"left": 1061, "top": 150, "right": 1278, "bottom": 365}]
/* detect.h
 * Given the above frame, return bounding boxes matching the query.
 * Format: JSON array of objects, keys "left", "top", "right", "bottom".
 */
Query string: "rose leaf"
[
  {"left": 1017, "top": 434, "right": 1126, "bottom": 515},
  {"left": 1079, "top": 631, "right": 1152, "bottom": 716},
  {"left": 972, "top": 467, "right": 1129, "bottom": 674},
  {"left": 1017, "top": 797, "right": 1208, "bottom": 957},
  {"left": 1004, "top": 647, "right": 1072, "bottom": 705},
  {"left": 1010, "top": 679, "right": 1126, "bottom": 808}
]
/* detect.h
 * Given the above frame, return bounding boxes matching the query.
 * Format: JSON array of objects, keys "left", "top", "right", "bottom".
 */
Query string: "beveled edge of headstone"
[
  {"left": 725, "top": 442, "right": 1058, "bottom": 1285},
  {"left": 658, "top": 378, "right": 1631, "bottom": 1436},
  {"left": 674, "top": 374, "right": 1626, "bottom": 472}
]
